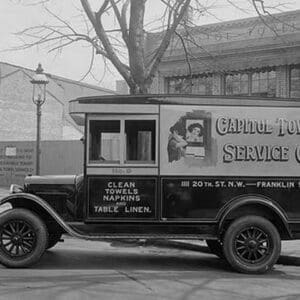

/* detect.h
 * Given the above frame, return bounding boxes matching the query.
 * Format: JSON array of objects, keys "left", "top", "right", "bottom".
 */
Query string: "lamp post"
[{"left": 30, "top": 63, "right": 49, "bottom": 175}]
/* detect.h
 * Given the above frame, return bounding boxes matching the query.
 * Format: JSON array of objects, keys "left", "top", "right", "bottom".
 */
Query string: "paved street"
[{"left": 0, "top": 237, "right": 299, "bottom": 300}]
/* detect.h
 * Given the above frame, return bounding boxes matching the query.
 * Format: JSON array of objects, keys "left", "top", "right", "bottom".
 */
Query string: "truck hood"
[
  {"left": 24, "top": 175, "right": 77, "bottom": 186},
  {"left": 24, "top": 174, "right": 84, "bottom": 196}
]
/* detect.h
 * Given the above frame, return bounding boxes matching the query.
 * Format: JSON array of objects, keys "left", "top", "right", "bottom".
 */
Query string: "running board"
[{"left": 64, "top": 232, "right": 217, "bottom": 241}]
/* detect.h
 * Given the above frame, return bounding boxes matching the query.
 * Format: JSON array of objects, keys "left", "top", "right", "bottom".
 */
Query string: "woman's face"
[{"left": 191, "top": 127, "right": 201, "bottom": 137}]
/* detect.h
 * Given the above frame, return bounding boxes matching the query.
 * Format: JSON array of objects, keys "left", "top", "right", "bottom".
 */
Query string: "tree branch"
[
  {"left": 81, "top": 0, "right": 132, "bottom": 86},
  {"left": 109, "top": 0, "right": 129, "bottom": 47},
  {"left": 146, "top": 0, "right": 191, "bottom": 79}
]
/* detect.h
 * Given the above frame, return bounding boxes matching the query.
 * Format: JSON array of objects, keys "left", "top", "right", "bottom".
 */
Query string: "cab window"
[
  {"left": 89, "top": 118, "right": 156, "bottom": 165},
  {"left": 89, "top": 120, "right": 120, "bottom": 164},
  {"left": 125, "top": 120, "right": 155, "bottom": 164}
]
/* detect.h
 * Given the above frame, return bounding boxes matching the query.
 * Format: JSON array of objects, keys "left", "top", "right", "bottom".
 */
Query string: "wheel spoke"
[
  {"left": 249, "top": 229, "right": 255, "bottom": 238},
  {"left": 257, "top": 249, "right": 265, "bottom": 257},
  {"left": 23, "top": 240, "right": 33, "bottom": 248},
  {"left": 23, "top": 237, "right": 34, "bottom": 241},
  {"left": 236, "top": 239, "right": 245, "bottom": 244},
  {"left": 259, "top": 245, "right": 268, "bottom": 250},
  {"left": 8, "top": 223, "right": 16, "bottom": 233},
  {"left": 247, "top": 251, "right": 252, "bottom": 260},
  {"left": 22, "top": 229, "right": 33, "bottom": 236},
  {"left": 256, "top": 232, "right": 263, "bottom": 240},
  {"left": 246, "top": 230, "right": 252, "bottom": 239},
  {"left": 253, "top": 229, "right": 261, "bottom": 239},
  {"left": 8, "top": 243, "right": 14, "bottom": 253},
  {"left": 15, "top": 222, "right": 19, "bottom": 233},
  {"left": 240, "top": 233, "right": 247, "bottom": 240},
  {"left": 253, "top": 251, "right": 258, "bottom": 260},
  {"left": 3, "top": 229, "right": 12, "bottom": 236},
  {"left": 3, "top": 241, "right": 13, "bottom": 247},
  {"left": 236, "top": 245, "right": 246, "bottom": 251},
  {"left": 258, "top": 239, "right": 267, "bottom": 245},
  {"left": 20, "top": 244, "right": 27, "bottom": 254},
  {"left": 22, "top": 243, "right": 31, "bottom": 251},
  {"left": 19, "top": 223, "right": 26, "bottom": 234}
]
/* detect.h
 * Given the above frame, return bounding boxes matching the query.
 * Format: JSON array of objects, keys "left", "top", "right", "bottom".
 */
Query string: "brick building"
[
  {"left": 0, "top": 62, "right": 114, "bottom": 141},
  {"left": 147, "top": 10, "right": 300, "bottom": 98}
]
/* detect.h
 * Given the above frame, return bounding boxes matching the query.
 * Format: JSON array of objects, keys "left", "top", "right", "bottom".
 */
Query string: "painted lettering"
[
  {"left": 124, "top": 206, "right": 152, "bottom": 213},
  {"left": 223, "top": 144, "right": 289, "bottom": 163},
  {"left": 216, "top": 117, "right": 273, "bottom": 135}
]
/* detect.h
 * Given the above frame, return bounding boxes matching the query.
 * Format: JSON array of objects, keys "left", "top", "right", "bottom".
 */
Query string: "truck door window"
[
  {"left": 89, "top": 120, "right": 120, "bottom": 163},
  {"left": 125, "top": 120, "right": 155, "bottom": 164}
]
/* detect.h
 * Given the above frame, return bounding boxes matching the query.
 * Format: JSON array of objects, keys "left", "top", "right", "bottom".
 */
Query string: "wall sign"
[
  {"left": 160, "top": 105, "right": 300, "bottom": 176},
  {"left": 88, "top": 177, "right": 156, "bottom": 219},
  {"left": 0, "top": 142, "right": 35, "bottom": 185}
]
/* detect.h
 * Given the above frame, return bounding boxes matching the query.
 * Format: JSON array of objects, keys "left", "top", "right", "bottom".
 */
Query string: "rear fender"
[{"left": 217, "top": 195, "right": 292, "bottom": 238}]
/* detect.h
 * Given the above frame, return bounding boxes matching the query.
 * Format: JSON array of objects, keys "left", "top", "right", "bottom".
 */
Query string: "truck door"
[{"left": 85, "top": 114, "right": 158, "bottom": 221}]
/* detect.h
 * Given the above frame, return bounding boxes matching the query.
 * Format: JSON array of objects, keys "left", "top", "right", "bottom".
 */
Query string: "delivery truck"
[{"left": 1, "top": 94, "right": 300, "bottom": 273}]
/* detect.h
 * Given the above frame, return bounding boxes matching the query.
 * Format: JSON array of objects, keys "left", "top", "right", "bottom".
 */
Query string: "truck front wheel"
[
  {"left": 0, "top": 208, "right": 48, "bottom": 268},
  {"left": 223, "top": 215, "right": 281, "bottom": 274}
]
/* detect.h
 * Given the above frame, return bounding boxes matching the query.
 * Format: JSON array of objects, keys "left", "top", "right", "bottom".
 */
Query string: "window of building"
[
  {"left": 225, "top": 70, "right": 276, "bottom": 97},
  {"left": 166, "top": 77, "right": 192, "bottom": 94},
  {"left": 89, "top": 118, "right": 156, "bottom": 165},
  {"left": 225, "top": 73, "right": 249, "bottom": 95},
  {"left": 191, "top": 76, "right": 213, "bottom": 95},
  {"left": 290, "top": 65, "right": 300, "bottom": 98},
  {"left": 251, "top": 70, "right": 276, "bottom": 97},
  {"left": 166, "top": 75, "right": 213, "bottom": 95}
]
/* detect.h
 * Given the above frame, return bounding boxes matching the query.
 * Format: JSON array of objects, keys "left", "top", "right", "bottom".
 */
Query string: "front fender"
[{"left": 0, "top": 193, "right": 79, "bottom": 238}]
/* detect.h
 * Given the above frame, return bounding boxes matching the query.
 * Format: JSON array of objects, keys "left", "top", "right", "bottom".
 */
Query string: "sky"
[{"left": 0, "top": 0, "right": 299, "bottom": 91}]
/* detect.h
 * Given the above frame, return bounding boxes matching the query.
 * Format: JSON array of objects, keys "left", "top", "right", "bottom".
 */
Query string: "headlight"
[{"left": 9, "top": 184, "right": 24, "bottom": 194}]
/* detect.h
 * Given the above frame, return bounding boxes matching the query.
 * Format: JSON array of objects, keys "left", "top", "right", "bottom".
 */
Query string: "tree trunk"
[{"left": 128, "top": 0, "right": 147, "bottom": 91}]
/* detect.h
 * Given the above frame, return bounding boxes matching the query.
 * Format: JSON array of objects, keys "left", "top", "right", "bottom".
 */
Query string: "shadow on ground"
[
  {"left": 29, "top": 239, "right": 300, "bottom": 278},
  {"left": 110, "top": 239, "right": 300, "bottom": 267}
]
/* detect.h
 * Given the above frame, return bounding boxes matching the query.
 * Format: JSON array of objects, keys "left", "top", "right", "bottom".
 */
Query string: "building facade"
[
  {"left": 0, "top": 62, "right": 114, "bottom": 141},
  {"left": 147, "top": 10, "right": 300, "bottom": 99}
]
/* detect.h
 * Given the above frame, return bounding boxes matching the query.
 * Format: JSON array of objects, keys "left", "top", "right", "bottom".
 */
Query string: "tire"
[
  {"left": 223, "top": 215, "right": 281, "bottom": 274},
  {"left": 206, "top": 240, "right": 224, "bottom": 259},
  {"left": 0, "top": 208, "right": 48, "bottom": 268},
  {"left": 47, "top": 233, "right": 62, "bottom": 250}
]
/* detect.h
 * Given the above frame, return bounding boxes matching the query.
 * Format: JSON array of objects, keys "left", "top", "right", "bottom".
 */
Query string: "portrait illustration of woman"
[{"left": 186, "top": 122, "right": 203, "bottom": 143}]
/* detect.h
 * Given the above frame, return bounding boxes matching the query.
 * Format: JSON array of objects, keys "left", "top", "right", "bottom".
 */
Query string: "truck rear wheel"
[
  {"left": 0, "top": 208, "right": 48, "bottom": 268},
  {"left": 223, "top": 215, "right": 281, "bottom": 274}
]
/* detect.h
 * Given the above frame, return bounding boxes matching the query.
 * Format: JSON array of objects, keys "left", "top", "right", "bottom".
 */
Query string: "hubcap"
[
  {"left": 0, "top": 220, "right": 36, "bottom": 258},
  {"left": 234, "top": 226, "right": 271, "bottom": 264}
]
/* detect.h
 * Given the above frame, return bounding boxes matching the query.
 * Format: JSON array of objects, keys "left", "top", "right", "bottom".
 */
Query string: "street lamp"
[{"left": 30, "top": 63, "right": 49, "bottom": 175}]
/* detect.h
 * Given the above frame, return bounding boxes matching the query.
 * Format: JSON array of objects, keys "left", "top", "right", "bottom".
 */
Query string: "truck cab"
[{"left": 1, "top": 94, "right": 300, "bottom": 273}]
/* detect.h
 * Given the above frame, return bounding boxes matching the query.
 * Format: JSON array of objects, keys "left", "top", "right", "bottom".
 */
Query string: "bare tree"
[{"left": 14, "top": 0, "right": 292, "bottom": 94}]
